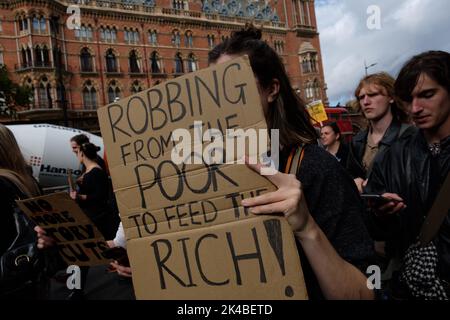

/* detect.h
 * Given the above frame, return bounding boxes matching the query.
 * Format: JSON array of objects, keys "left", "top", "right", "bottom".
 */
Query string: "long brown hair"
[
  {"left": 0, "top": 124, "right": 40, "bottom": 197},
  {"left": 208, "top": 24, "right": 318, "bottom": 147}
]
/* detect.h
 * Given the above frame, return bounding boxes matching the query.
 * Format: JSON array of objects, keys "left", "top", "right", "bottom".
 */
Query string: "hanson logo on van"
[{"left": 40, "top": 164, "right": 81, "bottom": 176}]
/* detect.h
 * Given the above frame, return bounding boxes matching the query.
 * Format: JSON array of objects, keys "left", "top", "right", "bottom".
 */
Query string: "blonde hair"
[{"left": 0, "top": 124, "right": 40, "bottom": 197}]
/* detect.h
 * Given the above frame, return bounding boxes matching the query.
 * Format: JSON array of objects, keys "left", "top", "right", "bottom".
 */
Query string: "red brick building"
[{"left": 0, "top": 0, "right": 327, "bottom": 128}]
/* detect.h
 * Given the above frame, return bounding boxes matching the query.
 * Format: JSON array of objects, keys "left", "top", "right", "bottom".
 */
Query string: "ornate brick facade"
[{"left": 0, "top": 0, "right": 327, "bottom": 127}]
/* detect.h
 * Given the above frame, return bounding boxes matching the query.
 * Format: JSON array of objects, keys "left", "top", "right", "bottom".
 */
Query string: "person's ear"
[{"left": 267, "top": 78, "right": 280, "bottom": 103}]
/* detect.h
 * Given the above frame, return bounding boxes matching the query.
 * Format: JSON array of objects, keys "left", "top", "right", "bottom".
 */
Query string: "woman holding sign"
[
  {"left": 0, "top": 124, "right": 48, "bottom": 298},
  {"left": 208, "top": 25, "right": 375, "bottom": 300}
]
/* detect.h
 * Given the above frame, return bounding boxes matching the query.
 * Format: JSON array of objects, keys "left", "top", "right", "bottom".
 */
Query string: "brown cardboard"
[
  {"left": 97, "top": 56, "right": 307, "bottom": 299},
  {"left": 16, "top": 192, "right": 110, "bottom": 267}
]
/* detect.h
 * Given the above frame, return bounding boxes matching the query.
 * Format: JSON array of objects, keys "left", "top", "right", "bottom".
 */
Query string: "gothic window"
[
  {"left": 171, "top": 30, "right": 181, "bottom": 47},
  {"left": 107, "top": 80, "right": 121, "bottom": 103},
  {"left": 21, "top": 48, "right": 27, "bottom": 66},
  {"left": 313, "top": 79, "right": 320, "bottom": 99},
  {"left": 56, "top": 82, "right": 66, "bottom": 108},
  {"left": 129, "top": 50, "right": 140, "bottom": 73},
  {"left": 83, "top": 80, "right": 97, "bottom": 109},
  {"left": 38, "top": 77, "right": 52, "bottom": 108},
  {"left": 32, "top": 16, "right": 39, "bottom": 32},
  {"left": 26, "top": 47, "right": 32, "bottom": 67},
  {"left": 105, "top": 49, "right": 117, "bottom": 72},
  {"left": 172, "top": 0, "right": 185, "bottom": 10},
  {"left": 80, "top": 47, "right": 93, "bottom": 72},
  {"left": 207, "top": 34, "right": 215, "bottom": 48},
  {"left": 184, "top": 31, "right": 193, "bottom": 48},
  {"left": 148, "top": 29, "right": 157, "bottom": 45},
  {"left": 187, "top": 53, "right": 197, "bottom": 72},
  {"left": 174, "top": 52, "right": 184, "bottom": 74},
  {"left": 40, "top": 17, "right": 46, "bottom": 32},
  {"left": 150, "top": 51, "right": 161, "bottom": 73},
  {"left": 131, "top": 80, "right": 143, "bottom": 94},
  {"left": 34, "top": 45, "right": 42, "bottom": 66},
  {"left": 42, "top": 46, "right": 50, "bottom": 66}
]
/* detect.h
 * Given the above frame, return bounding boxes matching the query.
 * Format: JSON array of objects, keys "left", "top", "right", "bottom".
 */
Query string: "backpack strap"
[
  {"left": 284, "top": 145, "right": 305, "bottom": 175},
  {"left": 419, "top": 172, "right": 450, "bottom": 246}
]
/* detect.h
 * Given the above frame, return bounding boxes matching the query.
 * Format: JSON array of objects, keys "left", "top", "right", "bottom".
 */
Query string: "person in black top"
[
  {"left": 320, "top": 122, "right": 350, "bottom": 165},
  {"left": 70, "top": 142, "right": 118, "bottom": 240},
  {"left": 208, "top": 24, "right": 375, "bottom": 300},
  {"left": 347, "top": 72, "right": 414, "bottom": 194},
  {"left": 365, "top": 51, "right": 450, "bottom": 298}
]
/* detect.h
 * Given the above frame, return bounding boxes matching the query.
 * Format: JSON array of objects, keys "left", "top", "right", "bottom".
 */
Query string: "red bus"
[{"left": 320, "top": 108, "right": 354, "bottom": 142}]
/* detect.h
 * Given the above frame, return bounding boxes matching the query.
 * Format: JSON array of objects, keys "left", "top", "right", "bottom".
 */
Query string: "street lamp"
[{"left": 364, "top": 60, "right": 378, "bottom": 76}]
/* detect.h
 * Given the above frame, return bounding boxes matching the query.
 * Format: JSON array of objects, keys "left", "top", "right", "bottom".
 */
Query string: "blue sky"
[{"left": 315, "top": 0, "right": 450, "bottom": 105}]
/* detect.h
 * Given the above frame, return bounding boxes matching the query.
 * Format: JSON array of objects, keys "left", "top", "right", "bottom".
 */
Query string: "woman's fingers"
[
  {"left": 248, "top": 200, "right": 291, "bottom": 215},
  {"left": 244, "top": 157, "right": 286, "bottom": 187},
  {"left": 111, "top": 261, "right": 132, "bottom": 277},
  {"left": 241, "top": 190, "right": 285, "bottom": 207}
]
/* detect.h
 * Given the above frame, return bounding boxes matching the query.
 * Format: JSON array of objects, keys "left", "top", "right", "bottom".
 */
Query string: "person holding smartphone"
[{"left": 365, "top": 51, "right": 450, "bottom": 299}]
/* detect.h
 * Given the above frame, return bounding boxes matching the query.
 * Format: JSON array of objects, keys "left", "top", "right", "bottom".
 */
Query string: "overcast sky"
[{"left": 315, "top": 0, "right": 450, "bottom": 105}]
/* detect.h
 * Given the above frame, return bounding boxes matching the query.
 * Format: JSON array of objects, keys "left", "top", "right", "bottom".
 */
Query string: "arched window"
[
  {"left": 187, "top": 53, "right": 197, "bottom": 72},
  {"left": 184, "top": 31, "right": 193, "bottom": 48},
  {"left": 313, "top": 80, "right": 320, "bottom": 99},
  {"left": 171, "top": 30, "right": 181, "bottom": 47},
  {"left": 105, "top": 49, "right": 117, "bottom": 72},
  {"left": 111, "top": 27, "right": 117, "bottom": 42},
  {"left": 207, "top": 34, "right": 215, "bottom": 48},
  {"left": 42, "top": 46, "right": 49, "bottom": 66},
  {"left": 56, "top": 82, "right": 66, "bottom": 108},
  {"left": 32, "top": 16, "right": 39, "bottom": 32},
  {"left": 107, "top": 80, "right": 121, "bottom": 103},
  {"left": 38, "top": 77, "right": 52, "bottom": 108},
  {"left": 148, "top": 30, "right": 157, "bottom": 45},
  {"left": 34, "top": 45, "right": 42, "bottom": 66},
  {"left": 21, "top": 48, "right": 28, "bottom": 67},
  {"left": 150, "top": 51, "right": 161, "bottom": 73},
  {"left": 26, "top": 47, "right": 32, "bottom": 66},
  {"left": 174, "top": 52, "right": 184, "bottom": 74},
  {"left": 80, "top": 47, "right": 93, "bottom": 72},
  {"left": 18, "top": 15, "right": 29, "bottom": 32},
  {"left": 129, "top": 50, "right": 140, "bottom": 73},
  {"left": 40, "top": 17, "right": 46, "bottom": 32},
  {"left": 53, "top": 47, "right": 63, "bottom": 68},
  {"left": 131, "top": 80, "right": 143, "bottom": 94},
  {"left": 310, "top": 54, "right": 317, "bottom": 73},
  {"left": 83, "top": 80, "right": 97, "bottom": 109},
  {"left": 302, "top": 56, "right": 311, "bottom": 74}
]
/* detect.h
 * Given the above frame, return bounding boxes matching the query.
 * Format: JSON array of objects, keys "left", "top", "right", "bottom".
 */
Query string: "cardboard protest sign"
[
  {"left": 97, "top": 56, "right": 308, "bottom": 299},
  {"left": 306, "top": 100, "right": 328, "bottom": 123},
  {"left": 16, "top": 192, "right": 110, "bottom": 267}
]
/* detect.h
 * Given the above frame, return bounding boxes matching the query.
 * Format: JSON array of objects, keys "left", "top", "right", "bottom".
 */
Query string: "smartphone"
[
  {"left": 102, "top": 247, "right": 130, "bottom": 267},
  {"left": 360, "top": 194, "right": 399, "bottom": 206}
]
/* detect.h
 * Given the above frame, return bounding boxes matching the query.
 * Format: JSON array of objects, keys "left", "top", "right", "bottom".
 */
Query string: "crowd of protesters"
[{"left": 1, "top": 24, "right": 449, "bottom": 300}]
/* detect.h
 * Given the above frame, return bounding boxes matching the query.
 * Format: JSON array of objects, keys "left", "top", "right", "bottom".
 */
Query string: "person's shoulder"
[
  {"left": 352, "top": 129, "right": 368, "bottom": 143},
  {"left": 301, "top": 144, "right": 344, "bottom": 175},
  {"left": 0, "top": 176, "right": 20, "bottom": 200}
]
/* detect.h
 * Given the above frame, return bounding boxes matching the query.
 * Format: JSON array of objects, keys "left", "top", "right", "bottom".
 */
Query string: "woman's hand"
[
  {"left": 241, "top": 159, "right": 312, "bottom": 235},
  {"left": 34, "top": 226, "right": 55, "bottom": 249},
  {"left": 70, "top": 190, "right": 77, "bottom": 200},
  {"left": 110, "top": 261, "right": 132, "bottom": 278}
]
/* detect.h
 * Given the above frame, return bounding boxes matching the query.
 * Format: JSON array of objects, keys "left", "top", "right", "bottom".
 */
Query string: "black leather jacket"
[
  {"left": 347, "top": 120, "right": 415, "bottom": 179},
  {"left": 366, "top": 130, "right": 450, "bottom": 280}
]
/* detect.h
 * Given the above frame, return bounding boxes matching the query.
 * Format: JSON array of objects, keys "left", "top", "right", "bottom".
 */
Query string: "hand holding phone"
[{"left": 362, "top": 192, "right": 406, "bottom": 216}]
